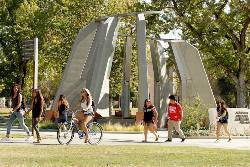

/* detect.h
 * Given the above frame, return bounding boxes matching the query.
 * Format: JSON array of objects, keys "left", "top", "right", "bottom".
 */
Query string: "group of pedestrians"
[
  {"left": 1, "top": 84, "right": 45, "bottom": 143},
  {"left": 1, "top": 84, "right": 94, "bottom": 144},
  {"left": 141, "top": 95, "right": 185, "bottom": 142},
  {"left": 1, "top": 83, "right": 231, "bottom": 144},
  {"left": 141, "top": 95, "right": 231, "bottom": 143}
]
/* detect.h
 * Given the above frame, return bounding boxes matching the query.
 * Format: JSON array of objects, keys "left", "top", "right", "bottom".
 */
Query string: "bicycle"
[{"left": 57, "top": 109, "right": 103, "bottom": 145}]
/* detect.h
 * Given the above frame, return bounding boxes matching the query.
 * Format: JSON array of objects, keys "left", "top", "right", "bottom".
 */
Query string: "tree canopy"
[
  {"left": 0, "top": 0, "right": 139, "bottom": 103},
  {"left": 138, "top": 0, "right": 250, "bottom": 107}
]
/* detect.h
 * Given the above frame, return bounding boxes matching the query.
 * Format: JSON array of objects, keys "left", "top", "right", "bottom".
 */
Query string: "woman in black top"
[
  {"left": 216, "top": 100, "right": 231, "bottom": 142},
  {"left": 57, "top": 94, "right": 69, "bottom": 126},
  {"left": 2, "top": 84, "right": 31, "bottom": 141},
  {"left": 29, "top": 89, "right": 44, "bottom": 143},
  {"left": 143, "top": 99, "right": 159, "bottom": 142}
]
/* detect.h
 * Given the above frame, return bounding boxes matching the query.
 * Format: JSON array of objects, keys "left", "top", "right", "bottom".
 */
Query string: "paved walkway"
[{"left": 0, "top": 129, "right": 250, "bottom": 150}]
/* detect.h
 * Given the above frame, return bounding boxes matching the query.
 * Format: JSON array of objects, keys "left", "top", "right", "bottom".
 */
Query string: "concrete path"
[{"left": 0, "top": 129, "right": 250, "bottom": 150}]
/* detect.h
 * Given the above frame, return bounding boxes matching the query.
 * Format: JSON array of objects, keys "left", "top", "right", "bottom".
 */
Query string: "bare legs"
[
  {"left": 80, "top": 115, "right": 92, "bottom": 143},
  {"left": 143, "top": 123, "right": 159, "bottom": 142},
  {"left": 216, "top": 122, "right": 231, "bottom": 142}
]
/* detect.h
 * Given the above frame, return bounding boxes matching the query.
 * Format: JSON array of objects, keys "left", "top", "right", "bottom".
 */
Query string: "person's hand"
[
  {"left": 36, "top": 117, "right": 41, "bottom": 122},
  {"left": 24, "top": 112, "right": 29, "bottom": 117}
]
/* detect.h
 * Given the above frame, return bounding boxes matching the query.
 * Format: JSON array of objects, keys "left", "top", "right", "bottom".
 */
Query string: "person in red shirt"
[{"left": 165, "top": 95, "right": 185, "bottom": 142}]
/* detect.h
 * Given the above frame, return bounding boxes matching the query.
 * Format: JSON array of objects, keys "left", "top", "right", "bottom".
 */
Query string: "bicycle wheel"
[
  {"left": 57, "top": 123, "right": 76, "bottom": 145},
  {"left": 88, "top": 122, "right": 103, "bottom": 145}
]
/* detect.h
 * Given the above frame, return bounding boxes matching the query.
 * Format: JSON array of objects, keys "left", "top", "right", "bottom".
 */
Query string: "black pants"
[{"left": 32, "top": 117, "right": 41, "bottom": 140}]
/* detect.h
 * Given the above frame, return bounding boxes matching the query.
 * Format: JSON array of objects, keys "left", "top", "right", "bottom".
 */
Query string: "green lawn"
[{"left": 0, "top": 145, "right": 249, "bottom": 167}]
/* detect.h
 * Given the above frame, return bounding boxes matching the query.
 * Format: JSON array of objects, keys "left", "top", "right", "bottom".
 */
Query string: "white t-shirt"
[{"left": 80, "top": 100, "right": 93, "bottom": 112}]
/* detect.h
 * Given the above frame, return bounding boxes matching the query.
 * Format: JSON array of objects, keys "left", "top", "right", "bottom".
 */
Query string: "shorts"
[
  {"left": 83, "top": 111, "right": 94, "bottom": 116},
  {"left": 218, "top": 118, "right": 228, "bottom": 124},
  {"left": 144, "top": 121, "right": 153, "bottom": 126}
]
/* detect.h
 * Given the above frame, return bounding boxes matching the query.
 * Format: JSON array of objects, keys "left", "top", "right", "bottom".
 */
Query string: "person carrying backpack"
[{"left": 1, "top": 84, "right": 32, "bottom": 142}]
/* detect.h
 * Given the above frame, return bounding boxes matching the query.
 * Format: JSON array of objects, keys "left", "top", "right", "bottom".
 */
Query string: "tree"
[
  {"left": 140, "top": 0, "right": 250, "bottom": 107},
  {"left": 0, "top": 0, "right": 139, "bottom": 103}
]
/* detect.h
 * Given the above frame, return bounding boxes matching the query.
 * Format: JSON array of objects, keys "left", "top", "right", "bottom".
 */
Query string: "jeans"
[
  {"left": 32, "top": 117, "right": 41, "bottom": 140},
  {"left": 7, "top": 110, "right": 30, "bottom": 135}
]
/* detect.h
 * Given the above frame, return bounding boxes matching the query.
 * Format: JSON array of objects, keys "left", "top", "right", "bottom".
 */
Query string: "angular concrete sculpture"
[
  {"left": 150, "top": 40, "right": 175, "bottom": 127},
  {"left": 149, "top": 39, "right": 216, "bottom": 127},
  {"left": 53, "top": 22, "right": 99, "bottom": 109},
  {"left": 170, "top": 41, "right": 216, "bottom": 108},
  {"left": 121, "top": 36, "right": 132, "bottom": 117},
  {"left": 53, "top": 12, "right": 216, "bottom": 119},
  {"left": 53, "top": 17, "right": 120, "bottom": 117},
  {"left": 136, "top": 14, "right": 149, "bottom": 112}
]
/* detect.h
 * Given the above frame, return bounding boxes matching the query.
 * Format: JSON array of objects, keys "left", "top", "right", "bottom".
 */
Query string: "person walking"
[
  {"left": 57, "top": 94, "right": 69, "bottom": 128},
  {"left": 1, "top": 84, "right": 32, "bottom": 141},
  {"left": 142, "top": 99, "right": 159, "bottom": 142},
  {"left": 27, "top": 89, "right": 44, "bottom": 143},
  {"left": 216, "top": 100, "right": 232, "bottom": 142},
  {"left": 165, "top": 95, "right": 185, "bottom": 142}
]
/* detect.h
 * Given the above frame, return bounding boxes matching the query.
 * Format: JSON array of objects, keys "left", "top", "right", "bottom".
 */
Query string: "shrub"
[{"left": 181, "top": 97, "right": 209, "bottom": 136}]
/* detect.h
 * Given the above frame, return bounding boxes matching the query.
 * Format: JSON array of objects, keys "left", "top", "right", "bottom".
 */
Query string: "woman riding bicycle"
[{"left": 75, "top": 88, "right": 94, "bottom": 143}]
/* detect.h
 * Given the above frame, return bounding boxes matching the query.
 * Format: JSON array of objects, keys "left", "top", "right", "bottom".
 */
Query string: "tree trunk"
[{"left": 236, "top": 71, "right": 246, "bottom": 108}]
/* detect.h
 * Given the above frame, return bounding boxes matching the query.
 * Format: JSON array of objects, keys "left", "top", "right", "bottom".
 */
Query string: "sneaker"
[
  {"left": 181, "top": 138, "right": 186, "bottom": 142},
  {"left": 155, "top": 135, "right": 159, "bottom": 142},
  {"left": 228, "top": 138, "right": 232, "bottom": 142},
  {"left": 1, "top": 137, "right": 10, "bottom": 142},
  {"left": 165, "top": 139, "right": 172, "bottom": 142},
  {"left": 33, "top": 140, "right": 41, "bottom": 144},
  {"left": 25, "top": 136, "right": 33, "bottom": 142}
]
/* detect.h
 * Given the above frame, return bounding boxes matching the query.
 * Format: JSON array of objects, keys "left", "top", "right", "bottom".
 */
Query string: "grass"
[{"left": 0, "top": 145, "right": 249, "bottom": 167}]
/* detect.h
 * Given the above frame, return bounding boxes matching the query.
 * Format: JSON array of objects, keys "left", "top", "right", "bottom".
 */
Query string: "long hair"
[
  {"left": 220, "top": 100, "right": 227, "bottom": 111},
  {"left": 58, "top": 94, "right": 68, "bottom": 106},
  {"left": 34, "top": 89, "right": 44, "bottom": 109},
  {"left": 11, "top": 84, "right": 20, "bottom": 99},
  {"left": 144, "top": 99, "right": 153, "bottom": 109},
  {"left": 217, "top": 99, "right": 227, "bottom": 111},
  {"left": 81, "top": 88, "right": 92, "bottom": 105}
]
